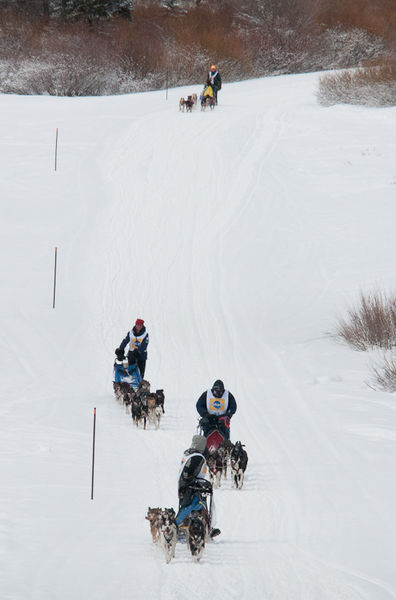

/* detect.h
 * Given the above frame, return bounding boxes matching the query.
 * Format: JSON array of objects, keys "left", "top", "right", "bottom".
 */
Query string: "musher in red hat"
[{"left": 115, "top": 318, "right": 149, "bottom": 377}]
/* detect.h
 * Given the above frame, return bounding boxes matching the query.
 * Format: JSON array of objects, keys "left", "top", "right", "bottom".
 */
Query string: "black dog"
[
  {"left": 155, "top": 389, "right": 165, "bottom": 413},
  {"left": 187, "top": 511, "right": 207, "bottom": 561},
  {"left": 230, "top": 441, "right": 248, "bottom": 489},
  {"left": 131, "top": 396, "right": 147, "bottom": 429},
  {"left": 185, "top": 95, "right": 194, "bottom": 112}
]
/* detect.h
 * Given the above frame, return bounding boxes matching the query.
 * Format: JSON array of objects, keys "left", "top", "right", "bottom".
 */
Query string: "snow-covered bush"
[
  {"left": 336, "top": 292, "right": 396, "bottom": 351},
  {"left": 0, "top": 57, "right": 116, "bottom": 96},
  {"left": 318, "top": 61, "right": 396, "bottom": 106}
]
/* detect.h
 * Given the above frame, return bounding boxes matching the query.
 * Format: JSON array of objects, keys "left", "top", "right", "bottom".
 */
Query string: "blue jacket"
[{"left": 119, "top": 326, "right": 149, "bottom": 359}]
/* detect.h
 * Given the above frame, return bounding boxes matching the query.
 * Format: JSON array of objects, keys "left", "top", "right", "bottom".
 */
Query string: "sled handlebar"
[{"left": 188, "top": 483, "right": 213, "bottom": 496}]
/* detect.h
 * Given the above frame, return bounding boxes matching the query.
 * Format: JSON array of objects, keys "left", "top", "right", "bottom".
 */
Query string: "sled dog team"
[
  {"left": 113, "top": 269, "right": 249, "bottom": 560},
  {"left": 113, "top": 319, "right": 248, "bottom": 562},
  {"left": 179, "top": 93, "right": 198, "bottom": 112},
  {"left": 114, "top": 379, "right": 165, "bottom": 430},
  {"left": 179, "top": 64, "right": 222, "bottom": 111}
]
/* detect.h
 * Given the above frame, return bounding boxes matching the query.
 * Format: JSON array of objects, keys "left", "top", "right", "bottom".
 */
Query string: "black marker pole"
[{"left": 91, "top": 408, "right": 96, "bottom": 500}]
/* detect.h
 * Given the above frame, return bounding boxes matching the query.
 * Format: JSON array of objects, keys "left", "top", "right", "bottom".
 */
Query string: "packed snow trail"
[{"left": 1, "top": 74, "right": 396, "bottom": 599}]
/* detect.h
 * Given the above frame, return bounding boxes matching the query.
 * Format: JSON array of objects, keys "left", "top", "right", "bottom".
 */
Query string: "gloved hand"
[
  {"left": 115, "top": 348, "right": 124, "bottom": 360},
  {"left": 196, "top": 479, "right": 212, "bottom": 493},
  {"left": 199, "top": 416, "right": 209, "bottom": 428},
  {"left": 226, "top": 410, "right": 233, "bottom": 418}
]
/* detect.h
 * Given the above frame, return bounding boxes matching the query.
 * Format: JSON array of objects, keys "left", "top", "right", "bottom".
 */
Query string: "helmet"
[{"left": 211, "top": 379, "right": 225, "bottom": 398}]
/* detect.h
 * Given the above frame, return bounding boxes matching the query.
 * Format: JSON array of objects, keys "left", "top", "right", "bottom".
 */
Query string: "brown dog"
[
  {"left": 146, "top": 393, "right": 161, "bottom": 429},
  {"left": 145, "top": 507, "right": 162, "bottom": 543}
]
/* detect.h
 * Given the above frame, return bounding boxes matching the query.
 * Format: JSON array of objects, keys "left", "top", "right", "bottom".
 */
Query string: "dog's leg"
[
  {"left": 171, "top": 529, "right": 177, "bottom": 557},
  {"left": 150, "top": 524, "right": 157, "bottom": 543}
]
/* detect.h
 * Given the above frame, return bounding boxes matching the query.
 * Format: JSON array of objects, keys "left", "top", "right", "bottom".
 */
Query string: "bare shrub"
[
  {"left": 369, "top": 354, "right": 396, "bottom": 392},
  {"left": 318, "top": 59, "right": 396, "bottom": 106},
  {"left": 0, "top": 0, "right": 391, "bottom": 95},
  {"left": 336, "top": 292, "right": 396, "bottom": 351}
]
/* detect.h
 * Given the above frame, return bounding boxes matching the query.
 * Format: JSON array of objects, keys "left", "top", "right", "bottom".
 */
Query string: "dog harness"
[{"left": 206, "top": 390, "right": 229, "bottom": 415}]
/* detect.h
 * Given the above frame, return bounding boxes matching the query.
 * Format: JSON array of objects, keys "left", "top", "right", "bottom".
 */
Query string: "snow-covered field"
[{"left": 1, "top": 72, "right": 396, "bottom": 600}]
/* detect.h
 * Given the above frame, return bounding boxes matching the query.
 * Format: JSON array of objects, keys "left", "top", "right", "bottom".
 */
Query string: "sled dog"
[
  {"left": 145, "top": 507, "right": 162, "bottom": 543},
  {"left": 158, "top": 508, "right": 177, "bottom": 563},
  {"left": 230, "top": 441, "right": 248, "bottom": 489}
]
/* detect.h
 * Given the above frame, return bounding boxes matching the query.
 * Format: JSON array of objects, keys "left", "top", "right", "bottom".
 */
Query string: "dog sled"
[
  {"left": 113, "top": 358, "right": 165, "bottom": 430},
  {"left": 200, "top": 84, "right": 215, "bottom": 110},
  {"left": 113, "top": 358, "right": 142, "bottom": 400},
  {"left": 176, "top": 479, "right": 216, "bottom": 562},
  {"left": 145, "top": 481, "right": 216, "bottom": 563},
  {"left": 113, "top": 357, "right": 142, "bottom": 389}
]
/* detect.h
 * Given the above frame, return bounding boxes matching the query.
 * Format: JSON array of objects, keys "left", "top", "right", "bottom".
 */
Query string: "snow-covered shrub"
[
  {"left": 318, "top": 61, "right": 396, "bottom": 106},
  {"left": 336, "top": 292, "right": 396, "bottom": 351},
  {"left": 0, "top": 57, "right": 106, "bottom": 96}
]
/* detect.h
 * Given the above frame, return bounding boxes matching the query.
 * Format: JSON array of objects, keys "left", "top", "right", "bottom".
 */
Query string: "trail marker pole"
[
  {"left": 166, "top": 68, "right": 168, "bottom": 101},
  {"left": 91, "top": 408, "right": 96, "bottom": 500},
  {"left": 52, "top": 246, "right": 58, "bottom": 309},
  {"left": 55, "top": 128, "right": 58, "bottom": 171}
]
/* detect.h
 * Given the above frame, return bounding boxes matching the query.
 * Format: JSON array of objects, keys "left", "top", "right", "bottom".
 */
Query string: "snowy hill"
[{"left": 1, "top": 73, "right": 396, "bottom": 599}]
